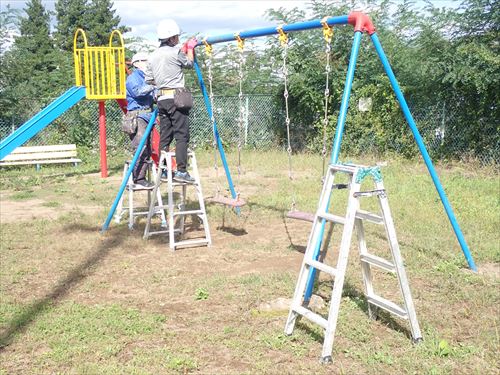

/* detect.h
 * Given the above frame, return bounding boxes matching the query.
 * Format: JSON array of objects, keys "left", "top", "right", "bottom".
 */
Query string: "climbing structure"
[{"left": 0, "top": 29, "right": 127, "bottom": 178}]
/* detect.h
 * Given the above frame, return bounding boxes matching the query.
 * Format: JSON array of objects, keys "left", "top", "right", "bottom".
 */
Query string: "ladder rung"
[
  {"left": 172, "top": 181, "right": 198, "bottom": 186},
  {"left": 144, "top": 228, "right": 182, "bottom": 237},
  {"left": 174, "top": 238, "right": 210, "bottom": 248},
  {"left": 317, "top": 212, "right": 345, "bottom": 224},
  {"left": 329, "top": 164, "right": 358, "bottom": 174},
  {"left": 173, "top": 209, "right": 205, "bottom": 216},
  {"left": 305, "top": 259, "right": 337, "bottom": 277},
  {"left": 353, "top": 189, "right": 386, "bottom": 198},
  {"left": 356, "top": 210, "right": 383, "bottom": 224},
  {"left": 292, "top": 305, "right": 328, "bottom": 329},
  {"left": 360, "top": 254, "right": 395, "bottom": 273},
  {"left": 367, "top": 294, "right": 408, "bottom": 319}
]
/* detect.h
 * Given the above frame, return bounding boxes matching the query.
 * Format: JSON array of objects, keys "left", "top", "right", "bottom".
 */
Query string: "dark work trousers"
[
  {"left": 129, "top": 117, "right": 151, "bottom": 182},
  {"left": 157, "top": 98, "right": 190, "bottom": 172}
]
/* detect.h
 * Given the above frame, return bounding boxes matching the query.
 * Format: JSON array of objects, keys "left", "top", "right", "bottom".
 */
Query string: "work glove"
[{"left": 186, "top": 38, "right": 198, "bottom": 50}]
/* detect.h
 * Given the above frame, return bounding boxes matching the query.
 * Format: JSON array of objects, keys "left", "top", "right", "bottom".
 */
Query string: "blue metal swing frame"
[
  {"left": 192, "top": 12, "right": 477, "bottom": 294},
  {"left": 102, "top": 13, "right": 477, "bottom": 288}
]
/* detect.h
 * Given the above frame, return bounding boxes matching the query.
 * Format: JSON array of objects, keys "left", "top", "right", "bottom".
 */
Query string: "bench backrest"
[{"left": 1, "top": 144, "right": 78, "bottom": 162}]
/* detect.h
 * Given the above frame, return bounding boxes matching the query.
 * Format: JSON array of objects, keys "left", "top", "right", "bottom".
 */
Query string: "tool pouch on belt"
[
  {"left": 121, "top": 111, "right": 138, "bottom": 135},
  {"left": 173, "top": 88, "right": 193, "bottom": 111}
]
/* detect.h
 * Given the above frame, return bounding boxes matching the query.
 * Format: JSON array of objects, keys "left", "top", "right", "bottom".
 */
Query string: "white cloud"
[
  {"left": 114, "top": 0, "right": 309, "bottom": 42},
  {"left": 1, "top": 0, "right": 309, "bottom": 42}
]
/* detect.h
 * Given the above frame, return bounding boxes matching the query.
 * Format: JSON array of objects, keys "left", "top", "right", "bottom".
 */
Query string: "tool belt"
[
  {"left": 159, "top": 88, "right": 176, "bottom": 97},
  {"left": 122, "top": 109, "right": 151, "bottom": 135},
  {"left": 128, "top": 108, "right": 152, "bottom": 115}
]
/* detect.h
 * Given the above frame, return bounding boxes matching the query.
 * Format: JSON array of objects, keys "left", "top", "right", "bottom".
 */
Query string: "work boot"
[{"left": 173, "top": 171, "right": 195, "bottom": 183}]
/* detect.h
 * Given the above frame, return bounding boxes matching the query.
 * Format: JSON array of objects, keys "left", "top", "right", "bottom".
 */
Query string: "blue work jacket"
[{"left": 126, "top": 69, "right": 155, "bottom": 122}]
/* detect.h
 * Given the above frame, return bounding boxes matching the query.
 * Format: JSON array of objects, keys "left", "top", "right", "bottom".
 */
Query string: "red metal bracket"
[{"left": 348, "top": 12, "right": 376, "bottom": 35}]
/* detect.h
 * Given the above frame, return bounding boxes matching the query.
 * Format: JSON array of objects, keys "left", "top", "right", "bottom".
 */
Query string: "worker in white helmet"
[
  {"left": 145, "top": 19, "right": 198, "bottom": 183},
  {"left": 123, "top": 51, "right": 156, "bottom": 188}
]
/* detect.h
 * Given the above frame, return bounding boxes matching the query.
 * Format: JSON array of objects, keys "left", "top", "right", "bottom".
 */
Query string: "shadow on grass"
[
  {"left": 341, "top": 281, "right": 413, "bottom": 340},
  {"left": 208, "top": 201, "right": 253, "bottom": 237},
  {"left": 292, "top": 279, "right": 412, "bottom": 347},
  {"left": 0, "top": 224, "right": 125, "bottom": 349}
]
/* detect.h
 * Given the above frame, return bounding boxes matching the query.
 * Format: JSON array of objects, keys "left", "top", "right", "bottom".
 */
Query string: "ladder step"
[
  {"left": 353, "top": 189, "right": 386, "bottom": 198},
  {"left": 144, "top": 228, "right": 182, "bottom": 237},
  {"left": 329, "top": 164, "right": 358, "bottom": 174},
  {"left": 356, "top": 210, "right": 383, "bottom": 224},
  {"left": 172, "top": 209, "right": 205, "bottom": 216},
  {"left": 292, "top": 305, "right": 328, "bottom": 329},
  {"left": 317, "top": 212, "right": 345, "bottom": 224},
  {"left": 173, "top": 238, "right": 210, "bottom": 248},
  {"left": 360, "top": 253, "right": 395, "bottom": 273},
  {"left": 305, "top": 259, "right": 337, "bottom": 277},
  {"left": 366, "top": 294, "right": 408, "bottom": 319}
]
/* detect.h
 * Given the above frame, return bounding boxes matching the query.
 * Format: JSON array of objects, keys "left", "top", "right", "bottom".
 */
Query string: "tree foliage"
[
  {"left": 0, "top": 0, "right": 497, "bottom": 161},
  {"left": 55, "top": 0, "right": 88, "bottom": 51}
]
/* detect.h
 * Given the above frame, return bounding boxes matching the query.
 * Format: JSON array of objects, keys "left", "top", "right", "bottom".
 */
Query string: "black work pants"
[
  {"left": 157, "top": 99, "right": 190, "bottom": 172},
  {"left": 129, "top": 117, "right": 151, "bottom": 182}
]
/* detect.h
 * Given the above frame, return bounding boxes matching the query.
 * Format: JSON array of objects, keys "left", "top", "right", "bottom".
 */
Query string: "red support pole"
[{"left": 98, "top": 101, "right": 108, "bottom": 178}]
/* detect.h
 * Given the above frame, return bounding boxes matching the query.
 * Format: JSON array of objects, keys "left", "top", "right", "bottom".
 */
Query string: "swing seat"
[
  {"left": 287, "top": 210, "right": 314, "bottom": 222},
  {"left": 209, "top": 196, "right": 247, "bottom": 208}
]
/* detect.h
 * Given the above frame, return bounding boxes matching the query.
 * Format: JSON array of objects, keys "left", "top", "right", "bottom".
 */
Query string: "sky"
[
  {"left": 2, "top": 0, "right": 460, "bottom": 46},
  {"left": 2, "top": 0, "right": 311, "bottom": 43}
]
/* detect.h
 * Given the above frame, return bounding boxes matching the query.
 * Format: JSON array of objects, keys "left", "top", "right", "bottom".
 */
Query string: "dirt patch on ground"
[
  {"left": 0, "top": 191, "right": 102, "bottom": 223},
  {"left": 476, "top": 262, "right": 500, "bottom": 279}
]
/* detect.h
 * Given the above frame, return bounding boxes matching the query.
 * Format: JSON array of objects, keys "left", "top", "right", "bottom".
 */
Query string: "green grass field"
[{"left": 0, "top": 150, "right": 498, "bottom": 374}]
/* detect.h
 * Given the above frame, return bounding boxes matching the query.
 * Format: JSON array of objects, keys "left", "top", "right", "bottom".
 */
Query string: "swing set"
[
  {"left": 190, "top": 11, "right": 477, "bottom": 272},
  {"left": 102, "top": 11, "right": 476, "bottom": 273}
]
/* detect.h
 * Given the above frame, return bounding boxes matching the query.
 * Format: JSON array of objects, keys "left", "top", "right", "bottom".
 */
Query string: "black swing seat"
[
  {"left": 209, "top": 195, "right": 247, "bottom": 208},
  {"left": 286, "top": 210, "right": 314, "bottom": 222}
]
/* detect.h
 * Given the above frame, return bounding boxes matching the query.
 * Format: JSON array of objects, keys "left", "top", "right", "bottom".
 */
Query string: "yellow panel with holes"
[{"left": 73, "top": 29, "right": 126, "bottom": 100}]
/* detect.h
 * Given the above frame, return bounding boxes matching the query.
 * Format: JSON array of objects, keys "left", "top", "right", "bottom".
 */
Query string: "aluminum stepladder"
[
  {"left": 143, "top": 150, "right": 211, "bottom": 250},
  {"left": 285, "top": 163, "right": 422, "bottom": 363},
  {"left": 114, "top": 160, "right": 167, "bottom": 229}
]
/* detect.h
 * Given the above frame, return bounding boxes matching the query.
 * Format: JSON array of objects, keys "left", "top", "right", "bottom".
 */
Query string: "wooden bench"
[{"left": 0, "top": 144, "right": 81, "bottom": 170}]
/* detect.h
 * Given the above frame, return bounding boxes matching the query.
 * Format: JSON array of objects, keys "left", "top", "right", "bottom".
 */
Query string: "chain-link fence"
[{"left": 0, "top": 95, "right": 498, "bottom": 164}]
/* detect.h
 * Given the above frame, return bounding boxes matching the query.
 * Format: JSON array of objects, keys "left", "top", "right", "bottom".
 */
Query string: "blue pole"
[
  {"left": 193, "top": 58, "right": 240, "bottom": 212},
  {"left": 196, "top": 16, "right": 349, "bottom": 47},
  {"left": 370, "top": 33, "right": 477, "bottom": 271},
  {"left": 101, "top": 109, "right": 158, "bottom": 232},
  {"left": 304, "top": 32, "right": 364, "bottom": 300}
]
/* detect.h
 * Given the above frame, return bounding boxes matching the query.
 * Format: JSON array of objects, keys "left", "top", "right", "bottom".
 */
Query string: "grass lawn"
[{"left": 0, "top": 149, "right": 498, "bottom": 374}]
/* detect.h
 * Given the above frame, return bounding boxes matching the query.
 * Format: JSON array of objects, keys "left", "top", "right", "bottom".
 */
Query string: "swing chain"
[
  {"left": 279, "top": 30, "right": 295, "bottom": 211},
  {"left": 321, "top": 17, "right": 333, "bottom": 180},
  {"left": 205, "top": 41, "right": 221, "bottom": 196},
  {"left": 235, "top": 33, "right": 245, "bottom": 181}
]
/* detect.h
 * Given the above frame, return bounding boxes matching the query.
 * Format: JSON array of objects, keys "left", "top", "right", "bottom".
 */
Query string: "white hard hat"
[
  {"left": 131, "top": 52, "right": 148, "bottom": 64},
  {"left": 157, "top": 19, "right": 180, "bottom": 40}
]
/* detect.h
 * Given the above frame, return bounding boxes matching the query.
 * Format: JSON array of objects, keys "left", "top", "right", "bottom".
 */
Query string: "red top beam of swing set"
[{"left": 196, "top": 12, "right": 376, "bottom": 48}]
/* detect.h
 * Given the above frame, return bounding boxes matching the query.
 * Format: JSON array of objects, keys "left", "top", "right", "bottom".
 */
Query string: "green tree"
[
  {"left": 85, "top": 0, "right": 129, "bottom": 46},
  {"left": 16, "top": 0, "right": 53, "bottom": 61},
  {"left": 54, "top": 0, "right": 88, "bottom": 51},
  {"left": 1, "top": 0, "right": 59, "bottom": 109}
]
